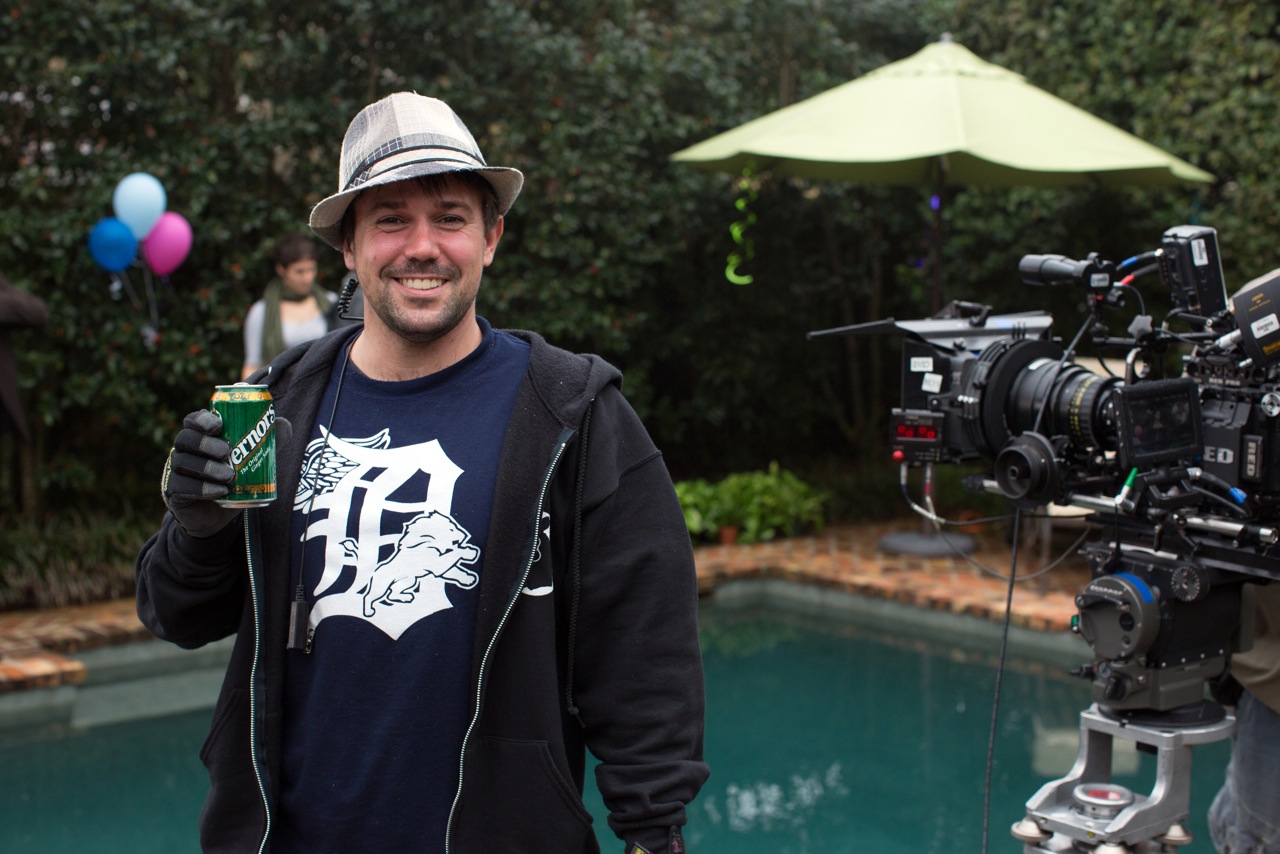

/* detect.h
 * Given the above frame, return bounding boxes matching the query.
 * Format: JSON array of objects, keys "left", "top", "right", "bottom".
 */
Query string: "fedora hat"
[{"left": 309, "top": 93, "right": 524, "bottom": 249}]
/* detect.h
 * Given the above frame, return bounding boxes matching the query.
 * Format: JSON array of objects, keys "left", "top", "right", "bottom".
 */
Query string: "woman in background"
[{"left": 241, "top": 233, "right": 337, "bottom": 379}]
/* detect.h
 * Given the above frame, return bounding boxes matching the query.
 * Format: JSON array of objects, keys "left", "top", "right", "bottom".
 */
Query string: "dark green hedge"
[{"left": 1, "top": 0, "right": 1269, "bottom": 523}]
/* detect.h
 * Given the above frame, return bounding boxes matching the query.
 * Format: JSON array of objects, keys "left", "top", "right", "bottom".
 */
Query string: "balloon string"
[
  {"left": 724, "top": 166, "right": 757, "bottom": 285},
  {"left": 142, "top": 267, "right": 160, "bottom": 327},
  {"left": 116, "top": 269, "right": 143, "bottom": 312}
]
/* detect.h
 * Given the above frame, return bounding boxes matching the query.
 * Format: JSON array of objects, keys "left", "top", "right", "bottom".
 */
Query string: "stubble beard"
[{"left": 364, "top": 265, "right": 476, "bottom": 345}]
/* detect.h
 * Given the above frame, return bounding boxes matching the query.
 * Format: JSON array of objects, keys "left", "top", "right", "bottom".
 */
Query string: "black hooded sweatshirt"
[{"left": 136, "top": 324, "right": 709, "bottom": 853}]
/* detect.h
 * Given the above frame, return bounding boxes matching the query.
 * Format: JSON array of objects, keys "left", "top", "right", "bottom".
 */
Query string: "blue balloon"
[
  {"left": 88, "top": 217, "right": 138, "bottom": 272},
  {"left": 112, "top": 172, "right": 167, "bottom": 240}
]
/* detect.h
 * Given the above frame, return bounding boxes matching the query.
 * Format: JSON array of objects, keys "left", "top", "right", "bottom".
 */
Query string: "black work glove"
[
  {"left": 160, "top": 409, "right": 240, "bottom": 538},
  {"left": 626, "top": 828, "right": 687, "bottom": 854}
]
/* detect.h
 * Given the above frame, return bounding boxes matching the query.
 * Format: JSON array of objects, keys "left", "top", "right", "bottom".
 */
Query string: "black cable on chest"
[{"left": 287, "top": 335, "right": 358, "bottom": 652}]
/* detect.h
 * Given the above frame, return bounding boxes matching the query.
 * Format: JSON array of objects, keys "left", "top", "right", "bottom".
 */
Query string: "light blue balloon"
[
  {"left": 112, "top": 172, "right": 167, "bottom": 240},
  {"left": 88, "top": 217, "right": 138, "bottom": 272}
]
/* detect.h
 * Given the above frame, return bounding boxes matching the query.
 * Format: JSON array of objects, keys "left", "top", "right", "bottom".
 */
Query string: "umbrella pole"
[{"left": 930, "top": 166, "right": 946, "bottom": 314}]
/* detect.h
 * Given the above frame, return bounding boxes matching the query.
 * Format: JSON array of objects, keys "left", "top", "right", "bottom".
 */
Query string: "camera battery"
[
  {"left": 1229, "top": 269, "right": 1280, "bottom": 368},
  {"left": 1159, "top": 225, "right": 1228, "bottom": 317}
]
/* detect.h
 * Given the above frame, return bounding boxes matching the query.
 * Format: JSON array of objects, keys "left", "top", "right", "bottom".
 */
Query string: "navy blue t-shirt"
[{"left": 277, "top": 319, "right": 530, "bottom": 852}]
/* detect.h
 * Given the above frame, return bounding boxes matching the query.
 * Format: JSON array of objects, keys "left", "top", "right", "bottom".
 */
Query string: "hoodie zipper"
[
  {"left": 245, "top": 511, "right": 273, "bottom": 854},
  {"left": 443, "top": 427, "right": 575, "bottom": 853}
]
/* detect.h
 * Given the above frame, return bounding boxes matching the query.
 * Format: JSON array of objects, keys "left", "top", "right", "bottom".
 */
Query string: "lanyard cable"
[{"left": 287, "top": 333, "right": 359, "bottom": 652}]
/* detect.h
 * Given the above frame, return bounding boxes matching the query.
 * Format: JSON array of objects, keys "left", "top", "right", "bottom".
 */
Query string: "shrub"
[
  {"left": 675, "top": 462, "right": 827, "bottom": 545},
  {"left": 673, "top": 478, "right": 718, "bottom": 541},
  {"left": 0, "top": 510, "right": 152, "bottom": 610}
]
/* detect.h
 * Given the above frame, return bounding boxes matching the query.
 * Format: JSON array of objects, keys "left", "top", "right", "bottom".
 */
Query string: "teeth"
[{"left": 401, "top": 277, "right": 444, "bottom": 291}]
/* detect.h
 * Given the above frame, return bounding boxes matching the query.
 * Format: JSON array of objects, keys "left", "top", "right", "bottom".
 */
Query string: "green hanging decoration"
[{"left": 724, "top": 167, "right": 757, "bottom": 285}]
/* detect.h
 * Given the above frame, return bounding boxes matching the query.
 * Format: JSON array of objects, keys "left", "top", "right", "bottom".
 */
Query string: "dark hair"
[
  {"left": 274, "top": 233, "right": 318, "bottom": 269},
  {"left": 340, "top": 172, "right": 501, "bottom": 249}
]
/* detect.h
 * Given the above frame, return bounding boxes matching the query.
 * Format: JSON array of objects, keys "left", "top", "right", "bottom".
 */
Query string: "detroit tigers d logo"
[{"left": 296, "top": 427, "right": 481, "bottom": 640}]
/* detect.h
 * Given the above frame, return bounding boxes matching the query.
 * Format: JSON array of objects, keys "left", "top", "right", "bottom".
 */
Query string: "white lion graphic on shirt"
[
  {"left": 357, "top": 510, "right": 479, "bottom": 616},
  {"left": 296, "top": 427, "right": 479, "bottom": 640}
]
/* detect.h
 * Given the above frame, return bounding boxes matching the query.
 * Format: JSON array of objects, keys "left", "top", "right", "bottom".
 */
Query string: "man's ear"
[{"left": 483, "top": 216, "right": 505, "bottom": 267}]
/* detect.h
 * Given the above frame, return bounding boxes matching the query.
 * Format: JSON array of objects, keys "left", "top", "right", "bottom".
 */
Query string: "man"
[
  {"left": 1209, "top": 584, "right": 1280, "bottom": 853},
  {"left": 137, "top": 92, "right": 708, "bottom": 853}
]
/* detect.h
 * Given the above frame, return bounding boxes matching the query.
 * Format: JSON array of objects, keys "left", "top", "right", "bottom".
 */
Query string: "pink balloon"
[{"left": 142, "top": 211, "right": 193, "bottom": 275}]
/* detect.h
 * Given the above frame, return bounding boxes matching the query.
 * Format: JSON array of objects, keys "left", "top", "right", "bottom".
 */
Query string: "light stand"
[{"left": 878, "top": 462, "right": 976, "bottom": 556}]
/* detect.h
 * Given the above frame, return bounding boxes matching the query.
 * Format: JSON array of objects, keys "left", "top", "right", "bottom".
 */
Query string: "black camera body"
[{"left": 818, "top": 225, "right": 1280, "bottom": 721}]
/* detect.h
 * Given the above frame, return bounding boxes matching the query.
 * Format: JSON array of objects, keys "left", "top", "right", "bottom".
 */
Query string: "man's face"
[{"left": 343, "top": 175, "right": 502, "bottom": 346}]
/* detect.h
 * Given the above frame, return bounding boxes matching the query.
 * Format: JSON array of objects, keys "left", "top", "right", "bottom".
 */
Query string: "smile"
[{"left": 398, "top": 277, "right": 446, "bottom": 291}]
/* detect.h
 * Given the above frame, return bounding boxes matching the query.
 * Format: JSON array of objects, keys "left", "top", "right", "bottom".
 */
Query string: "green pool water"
[{"left": 0, "top": 588, "right": 1232, "bottom": 853}]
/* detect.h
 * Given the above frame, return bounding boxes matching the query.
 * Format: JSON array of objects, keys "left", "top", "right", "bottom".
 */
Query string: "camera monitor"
[{"left": 1113, "top": 377, "right": 1204, "bottom": 471}]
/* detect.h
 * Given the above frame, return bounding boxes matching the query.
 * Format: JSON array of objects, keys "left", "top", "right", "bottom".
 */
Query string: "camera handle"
[
  {"left": 1011, "top": 704, "right": 1234, "bottom": 853},
  {"left": 975, "top": 476, "right": 1280, "bottom": 548},
  {"left": 930, "top": 299, "right": 992, "bottom": 325}
]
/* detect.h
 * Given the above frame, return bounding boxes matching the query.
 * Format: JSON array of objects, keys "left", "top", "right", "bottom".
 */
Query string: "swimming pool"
[{"left": 0, "top": 582, "right": 1231, "bottom": 853}]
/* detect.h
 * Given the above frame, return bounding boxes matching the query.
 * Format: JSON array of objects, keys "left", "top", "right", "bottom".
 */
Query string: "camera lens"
[
  {"left": 1006, "top": 358, "right": 1118, "bottom": 451},
  {"left": 960, "top": 339, "right": 1118, "bottom": 460}
]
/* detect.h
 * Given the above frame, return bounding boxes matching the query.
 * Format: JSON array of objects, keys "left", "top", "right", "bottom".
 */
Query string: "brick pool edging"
[{"left": 0, "top": 527, "right": 1083, "bottom": 694}]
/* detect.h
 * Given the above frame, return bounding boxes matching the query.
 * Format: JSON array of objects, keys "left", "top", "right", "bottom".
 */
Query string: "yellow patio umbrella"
[{"left": 672, "top": 35, "right": 1214, "bottom": 301}]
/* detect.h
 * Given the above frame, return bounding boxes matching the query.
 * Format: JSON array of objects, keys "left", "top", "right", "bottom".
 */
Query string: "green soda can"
[{"left": 210, "top": 383, "right": 277, "bottom": 507}]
